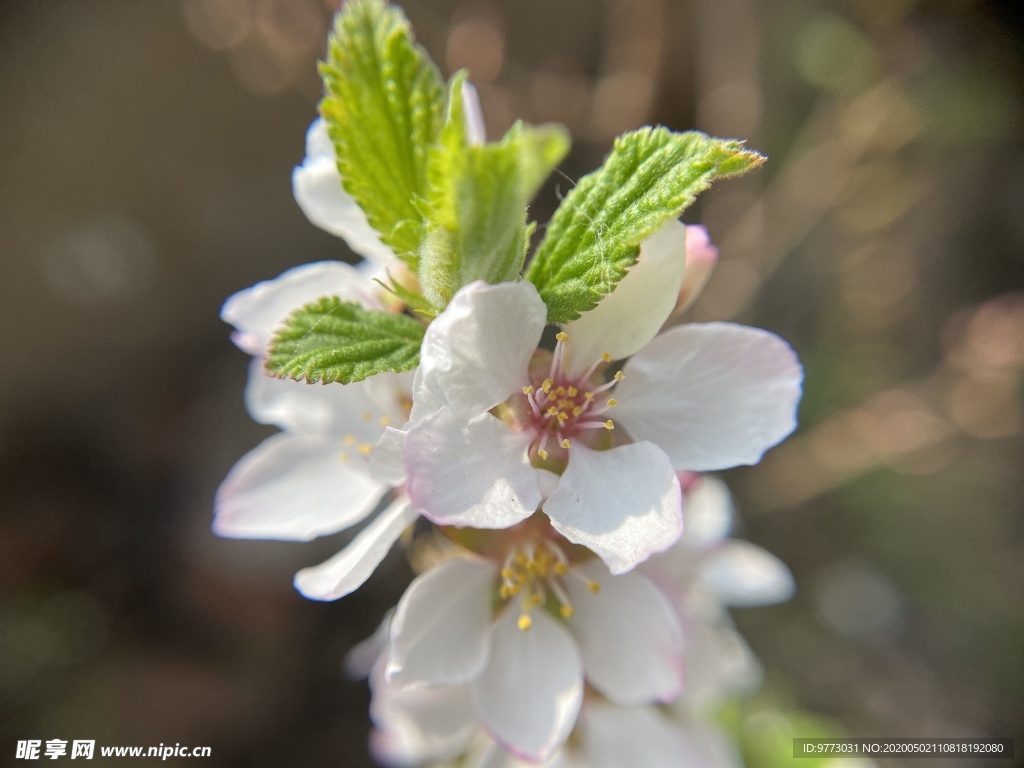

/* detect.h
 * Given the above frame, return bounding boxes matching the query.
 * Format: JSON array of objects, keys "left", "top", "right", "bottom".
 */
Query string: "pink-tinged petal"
[
  {"left": 222, "top": 260, "right": 377, "bottom": 355},
  {"left": 463, "top": 81, "right": 486, "bottom": 146},
  {"left": 545, "top": 442, "right": 683, "bottom": 574},
  {"left": 387, "top": 557, "right": 498, "bottom": 687},
  {"left": 404, "top": 410, "right": 540, "bottom": 529},
  {"left": 294, "top": 498, "right": 416, "bottom": 601},
  {"left": 214, "top": 433, "right": 385, "bottom": 541},
  {"left": 472, "top": 608, "right": 583, "bottom": 763},
  {"left": 699, "top": 541, "right": 795, "bottom": 606},
  {"left": 566, "top": 561, "right": 685, "bottom": 706},
  {"left": 682, "top": 620, "right": 762, "bottom": 708},
  {"left": 475, "top": 741, "right": 571, "bottom": 768},
  {"left": 412, "top": 281, "right": 547, "bottom": 420},
  {"left": 344, "top": 609, "right": 394, "bottom": 680},
  {"left": 370, "top": 426, "right": 408, "bottom": 485},
  {"left": 674, "top": 225, "right": 720, "bottom": 314},
  {"left": 563, "top": 219, "right": 688, "bottom": 378},
  {"left": 683, "top": 476, "right": 734, "bottom": 548},
  {"left": 370, "top": 661, "right": 477, "bottom": 765},
  {"left": 292, "top": 119, "right": 394, "bottom": 263},
  {"left": 614, "top": 322, "right": 803, "bottom": 471},
  {"left": 245, "top": 359, "right": 398, "bottom": 442},
  {"left": 583, "top": 703, "right": 695, "bottom": 768}
]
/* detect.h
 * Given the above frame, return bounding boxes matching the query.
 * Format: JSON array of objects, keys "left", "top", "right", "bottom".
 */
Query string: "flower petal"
[
  {"left": 683, "top": 475, "right": 734, "bottom": 548},
  {"left": 566, "top": 561, "right": 684, "bottom": 706},
  {"left": 370, "top": 426, "right": 408, "bottom": 485},
  {"left": 370, "top": 661, "right": 477, "bottom": 765},
  {"left": 614, "top": 322, "right": 803, "bottom": 471},
  {"left": 387, "top": 556, "right": 498, "bottom": 688},
  {"left": 474, "top": 741, "right": 571, "bottom": 768},
  {"left": 404, "top": 410, "right": 540, "bottom": 529},
  {"left": 294, "top": 497, "right": 417, "bottom": 601},
  {"left": 344, "top": 609, "right": 394, "bottom": 680},
  {"left": 472, "top": 608, "right": 583, "bottom": 763},
  {"left": 674, "top": 225, "right": 720, "bottom": 314},
  {"left": 214, "top": 432, "right": 385, "bottom": 541},
  {"left": 563, "top": 219, "right": 687, "bottom": 378},
  {"left": 412, "top": 281, "right": 547, "bottom": 420},
  {"left": 583, "top": 703, "right": 695, "bottom": 768},
  {"left": 699, "top": 541, "right": 795, "bottom": 606},
  {"left": 682, "top": 620, "right": 762, "bottom": 707},
  {"left": 221, "top": 260, "right": 376, "bottom": 355},
  {"left": 463, "top": 80, "right": 486, "bottom": 146},
  {"left": 292, "top": 118, "right": 394, "bottom": 263},
  {"left": 545, "top": 442, "right": 683, "bottom": 574}
]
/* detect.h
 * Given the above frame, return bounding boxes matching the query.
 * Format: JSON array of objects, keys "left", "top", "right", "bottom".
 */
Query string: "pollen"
[
  {"left": 556, "top": 412, "right": 568, "bottom": 423},
  {"left": 517, "top": 614, "right": 533, "bottom": 631},
  {"left": 546, "top": 406, "right": 559, "bottom": 416},
  {"left": 561, "top": 438, "right": 571, "bottom": 449},
  {"left": 604, "top": 420, "right": 614, "bottom": 429},
  {"left": 602, "top": 352, "right": 612, "bottom": 362},
  {"left": 522, "top": 385, "right": 534, "bottom": 395},
  {"left": 587, "top": 580, "right": 601, "bottom": 594},
  {"left": 553, "top": 562, "right": 568, "bottom": 575},
  {"left": 378, "top": 416, "right": 390, "bottom": 426},
  {"left": 572, "top": 406, "right": 583, "bottom": 416},
  {"left": 614, "top": 371, "right": 625, "bottom": 381},
  {"left": 342, "top": 435, "right": 357, "bottom": 447},
  {"left": 537, "top": 449, "right": 549, "bottom": 460},
  {"left": 541, "top": 378, "right": 554, "bottom": 393},
  {"left": 606, "top": 398, "right": 617, "bottom": 407},
  {"left": 362, "top": 411, "right": 374, "bottom": 422},
  {"left": 357, "top": 443, "right": 374, "bottom": 456},
  {"left": 555, "top": 331, "right": 569, "bottom": 343},
  {"left": 567, "top": 386, "right": 578, "bottom": 397},
  {"left": 560, "top": 604, "right": 575, "bottom": 619}
]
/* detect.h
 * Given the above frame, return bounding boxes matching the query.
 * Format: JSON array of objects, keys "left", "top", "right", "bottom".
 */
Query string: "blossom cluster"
[{"left": 214, "top": 2, "right": 803, "bottom": 765}]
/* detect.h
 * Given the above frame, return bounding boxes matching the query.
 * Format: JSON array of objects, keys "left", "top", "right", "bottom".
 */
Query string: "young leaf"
[
  {"left": 525, "top": 127, "right": 765, "bottom": 323},
  {"left": 267, "top": 297, "right": 425, "bottom": 384},
  {"left": 320, "top": 0, "right": 445, "bottom": 266},
  {"left": 419, "top": 74, "right": 570, "bottom": 307}
]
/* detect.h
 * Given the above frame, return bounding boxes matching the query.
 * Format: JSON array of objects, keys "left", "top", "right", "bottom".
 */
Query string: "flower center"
[
  {"left": 498, "top": 537, "right": 600, "bottom": 631},
  {"left": 520, "top": 332, "right": 623, "bottom": 460}
]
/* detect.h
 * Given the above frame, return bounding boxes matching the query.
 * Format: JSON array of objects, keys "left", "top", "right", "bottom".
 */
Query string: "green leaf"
[
  {"left": 525, "top": 127, "right": 765, "bottom": 323},
  {"left": 320, "top": 0, "right": 445, "bottom": 266},
  {"left": 418, "top": 73, "right": 570, "bottom": 307},
  {"left": 266, "top": 297, "right": 425, "bottom": 384}
]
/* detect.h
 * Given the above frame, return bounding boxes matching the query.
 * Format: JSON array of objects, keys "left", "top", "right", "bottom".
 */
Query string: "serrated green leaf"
[
  {"left": 320, "top": 0, "right": 445, "bottom": 266},
  {"left": 525, "top": 127, "right": 765, "bottom": 323},
  {"left": 266, "top": 297, "right": 425, "bottom": 384},
  {"left": 418, "top": 74, "right": 570, "bottom": 307}
]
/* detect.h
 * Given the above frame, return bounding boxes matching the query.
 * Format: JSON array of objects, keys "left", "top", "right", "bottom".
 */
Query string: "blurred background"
[{"left": 1, "top": 0, "right": 1022, "bottom": 765}]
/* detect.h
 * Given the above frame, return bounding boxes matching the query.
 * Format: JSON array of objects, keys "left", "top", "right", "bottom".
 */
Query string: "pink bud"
[{"left": 675, "top": 225, "right": 720, "bottom": 315}]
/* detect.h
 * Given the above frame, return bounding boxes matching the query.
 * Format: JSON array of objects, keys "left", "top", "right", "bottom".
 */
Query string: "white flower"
[
  {"left": 380, "top": 530, "right": 686, "bottom": 763},
  {"left": 215, "top": 261, "right": 417, "bottom": 600},
  {"left": 398, "top": 220, "right": 803, "bottom": 574}
]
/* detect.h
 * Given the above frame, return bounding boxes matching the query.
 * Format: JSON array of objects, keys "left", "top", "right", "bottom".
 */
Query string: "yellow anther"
[
  {"left": 342, "top": 435, "right": 357, "bottom": 447},
  {"left": 614, "top": 371, "right": 625, "bottom": 381},
  {"left": 572, "top": 406, "right": 583, "bottom": 417},
  {"left": 555, "top": 386, "right": 566, "bottom": 397},
  {"left": 557, "top": 399, "right": 570, "bottom": 409},
  {"left": 557, "top": 412, "right": 568, "bottom": 423},
  {"left": 560, "top": 604, "right": 575, "bottom": 619},
  {"left": 537, "top": 449, "right": 549, "bottom": 461},
  {"left": 602, "top": 352, "right": 612, "bottom": 362},
  {"left": 584, "top": 392, "right": 595, "bottom": 401},
  {"left": 509, "top": 584, "right": 521, "bottom": 596},
  {"left": 561, "top": 438, "right": 571, "bottom": 449},
  {"left": 339, "top": 453, "right": 351, "bottom": 464},
  {"left": 587, "top": 580, "right": 601, "bottom": 594},
  {"left": 362, "top": 411, "right": 374, "bottom": 422},
  {"left": 606, "top": 398, "right": 617, "bottom": 407},
  {"left": 542, "top": 379, "right": 554, "bottom": 392},
  {"left": 357, "top": 443, "right": 374, "bottom": 456},
  {"left": 501, "top": 568, "right": 515, "bottom": 580},
  {"left": 379, "top": 416, "right": 391, "bottom": 426},
  {"left": 554, "top": 562, "right": 568, "bottom": 575},
  {"left": 556, "top": 331, "right": 569, "bottom": 343},
  {"left": 604, "top": 420, "right": 614, "bottom": 430},
  {"left": 517, "top": 614, "right": 533, "bottom": 631},
  {"left": 546, "top": 406, "right": 559, "bottom": 416},
  {"left": 499, "top": 584, "right": 513, "bottom": 599},
  {"left": 567, "top": 386, "right": 578, "bottom": 397},
  {"left": 522, "top": 385, "right": 534, "bottom": 395}
]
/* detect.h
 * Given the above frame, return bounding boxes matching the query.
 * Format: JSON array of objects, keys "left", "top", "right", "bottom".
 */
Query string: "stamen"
[
  {"left": 378, "top": 416, "right": 390, "bottom": 426},
  {"left": 362, "top": 411, "right": 374, "bottom": 422},
  {"left": 588, "top": 580, "right": 601, "bottom": 594},
  {"left": 555, "top": 331, "right": 570, "bottom": 343},
  {"left": 560, "top": 604, "right": 574, "bottom": 619},
  {"left": 517, "top": 614, "right": 532, "bottom": 631},
  {"left": 537, "top": 433, "right": 550, "bottom": 461},
  {"left": 357, "top": 443, "right": 374, "bottom": 456},
  {"left": 567, "top": 386, "right": 578, "bottom": 397},
  {"left": 578, "top": 420, "right": 614, "bottom": 430},
  {"left": 602, "top": 352, "right": 612, "bottom": 362},
  {"left": 342, "top": 435, "right": 357, "bottom": 447},
  {"left": 606, "top": 398, "right": 617, "bottom": 407},
  {"left": 541, "top": 379, "right": 554, "bottom": 393},
  {"left": 561, "top": 438, "right": 571, "bottom": 449}
]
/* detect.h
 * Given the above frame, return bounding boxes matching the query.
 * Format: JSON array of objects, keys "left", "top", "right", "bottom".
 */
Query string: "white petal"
[
  {"left": 344, "top": 609, "right": 394, "bottom": 680},
  {"left": 563, "top": 219, "right": 687, "bottom": 378},
  {"left": 699, "top": 541, "right": 795, "bottom": 606},
  {"left": 474, "top": 741, "right": 570, "bottom": 768},
  {"left": 566, "top": 561, "right": 684, "bottom": 706},
  {"left": 404, "top": 410, "right": 540, "bottom": 529},
  {"left": 245, "top": 359, "right": 398, "bottom": 441},
  {"left": 370, "top": 661, "right": 477, "bottom": 765},
  {"left": 545, "top": 442, "right": 683, "bottom": 574},
  {"left": 463, "top": 80, "right": 487, "bottom": 146},
  {"left": 222, "top": 260, "right": 376, "bottom": 355},
  {"left": 583, "top": 703, "right": 694, "bottom": 768},
  {"left": 387, "top": 557, "right": 498, "bottom": 687},
  {"left": 412, "top": 281, "right": 546, "bottom": 420},
  {"left": 370, "top": 426, "right": 408, "bottom": 485},
  {"left": 682, "top": 475, "right": 734, "bottom": 547},
  {"left": 682, "top": 620, "right": 762, "bottom": 707},
  {"left": 614, "top": 322, "right": 803, "bottom": 471},
  {"left": 294, "top": 497, "right": 416, "bottom": 601},
  {"left": 214, "top": 432, "right": 385, "bottom": 541},
  {"left": 674, "top": 225, "right": 720, "bottom": 314},
  {"left": 292, "top": 120, "right": 394, "bottom": 263},
  {"left": 472, "top": 608, "right": 583, "bottom": 763}
]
